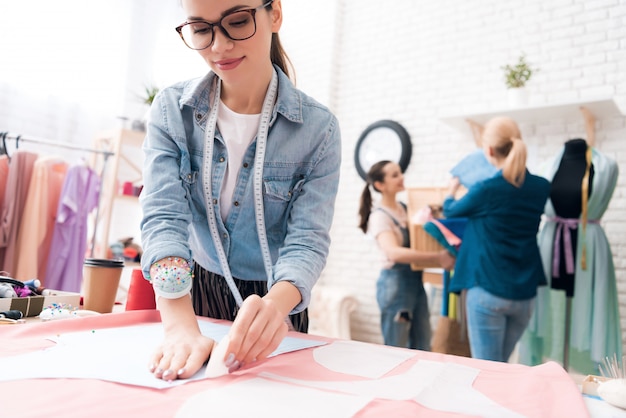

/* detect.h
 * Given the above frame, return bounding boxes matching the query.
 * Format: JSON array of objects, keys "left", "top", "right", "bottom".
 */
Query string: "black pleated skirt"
[{"left": 191, "top": 262, "right": 308, "bottom": 333}]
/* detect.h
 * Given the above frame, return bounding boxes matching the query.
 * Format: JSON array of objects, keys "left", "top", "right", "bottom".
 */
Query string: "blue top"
[
  {"left": 139, "top": 66, "right": 341, "bottom": 313},
  {"left": 442, "top": 170, "right": 550, "bottom": 300}
]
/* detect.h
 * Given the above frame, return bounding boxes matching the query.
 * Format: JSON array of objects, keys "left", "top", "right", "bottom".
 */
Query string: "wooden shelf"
[
  {"left": 114, "top": 194, "right": 140, "bottom": 202},
  {"left": 439, "top": 97, "right": 625, "bottom": 146},
  {"left": 91, "top": 129, "right": 145, "bottom": 258}
]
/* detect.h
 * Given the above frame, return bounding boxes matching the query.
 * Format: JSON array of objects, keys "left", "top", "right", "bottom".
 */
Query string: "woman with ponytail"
[
  {"left": 443, "top": 116, "right": 550, "bottom": 362},
  {"left": 359, "top": 160, "right": 455, "bottom": 350},
  {"left": 141, "top": 0, "right": 341, "bottom": 380}
]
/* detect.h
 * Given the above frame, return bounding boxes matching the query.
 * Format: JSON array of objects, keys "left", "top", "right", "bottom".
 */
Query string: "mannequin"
[
  {"left": 549, "top": 138, "right": 594, "bottom": 297},
  {"left": 520, "top": 139, "right": 621, "bottom": 375}
]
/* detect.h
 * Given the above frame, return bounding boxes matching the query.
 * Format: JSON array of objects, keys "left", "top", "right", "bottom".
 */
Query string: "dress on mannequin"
[
  {"left": 549, "top": 138, "right": 594, "bottom": 297},
  {"left": 519, "top": 140, "right": 622, "bottom": 375}
]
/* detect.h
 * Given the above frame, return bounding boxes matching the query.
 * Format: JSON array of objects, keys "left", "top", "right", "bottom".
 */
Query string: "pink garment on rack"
[
  {"left": 0, "top": 151, "right": 38, "bottom": 275},
  {"left": 0, "top": 156, "right": 8, "bottom": 217},
  {"left": 45, "top": 164, "right": 100, "bottom": 292},
  {"left": 14, "top": 157, "right": 69, "bottom": 284}
]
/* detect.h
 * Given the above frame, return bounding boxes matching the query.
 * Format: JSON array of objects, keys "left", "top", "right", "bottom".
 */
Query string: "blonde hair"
[{"left": 482, "top": 116, "right": 527, "bottom": 187}]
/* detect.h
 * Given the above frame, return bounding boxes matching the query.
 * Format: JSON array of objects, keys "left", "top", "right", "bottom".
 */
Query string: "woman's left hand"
[
  {"left": 223, "top": 294, "right": 289, "bottom": 371},
  {"left": 438, "top": 250, "right": 456, "bottom": 271}
]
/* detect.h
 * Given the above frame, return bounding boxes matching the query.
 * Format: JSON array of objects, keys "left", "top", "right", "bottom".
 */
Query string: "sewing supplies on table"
[{"left": 597, "top": 354, "right": 626, "bottom": 410}]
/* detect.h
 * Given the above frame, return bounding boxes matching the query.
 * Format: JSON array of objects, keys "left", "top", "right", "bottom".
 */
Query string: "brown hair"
[
  {"left": 270, "top": 33, "right": 295, "bottom": 82},
  {"left": 482, "top": 116, "right": 527, "bottom": 187},
  {"left": 358, "top": 160, "right": 392, "bottom": 233},
  {"left": 266, "top": 2, "right": 295, "bottom": 82}
]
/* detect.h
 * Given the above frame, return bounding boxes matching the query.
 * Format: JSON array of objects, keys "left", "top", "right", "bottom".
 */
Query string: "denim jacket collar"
[{"left": 178, "top": 65, "right": 304, "bottom": 126}]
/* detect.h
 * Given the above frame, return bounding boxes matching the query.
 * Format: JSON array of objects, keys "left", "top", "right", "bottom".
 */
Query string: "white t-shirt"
[
  {"left": 367, "top": 205, "right": 407, "bottom": 269},
  {"left": 217, "top": 100, "right": 261, "bottom": 220}
]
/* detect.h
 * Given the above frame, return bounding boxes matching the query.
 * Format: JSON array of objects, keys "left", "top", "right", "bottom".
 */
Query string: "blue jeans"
[
  {"left": 376, "top": 264, "right": 431, "bottom": 350},
  {"left": 466, "top": 286, "right": 534, "bottom": 362}
]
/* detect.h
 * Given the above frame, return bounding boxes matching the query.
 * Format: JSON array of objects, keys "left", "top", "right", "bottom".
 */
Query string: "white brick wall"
[{"left": 282, "top": 0, "right": 626, "bottom": 350}]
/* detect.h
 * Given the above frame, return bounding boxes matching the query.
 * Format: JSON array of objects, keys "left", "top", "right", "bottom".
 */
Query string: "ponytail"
[
  {"left": 358, "top": 184, "right": 373, "bottom": 233},
  {"left": 483, "top": 117, "right": 527, "bottom": 188},
  {"left": 502, "top": 138, "right": 527, "bottom": 187},
  {"left": 357, "top": 160, "right": 392, "bottom": 233}
]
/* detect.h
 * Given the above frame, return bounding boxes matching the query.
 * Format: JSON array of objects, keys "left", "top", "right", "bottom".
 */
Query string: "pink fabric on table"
[{"left": 0, "top": 311, "right": 588, "bottom": 418}]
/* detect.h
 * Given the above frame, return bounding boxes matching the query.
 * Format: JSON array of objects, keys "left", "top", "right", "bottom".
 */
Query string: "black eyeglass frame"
[{"left": 175, "top": 0, "right": 274, "bottom": 50}]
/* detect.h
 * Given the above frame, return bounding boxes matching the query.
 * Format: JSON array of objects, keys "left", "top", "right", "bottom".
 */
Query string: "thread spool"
[
  {"left": 23, "top": 279, "right": 41, "bottom": 288},
  {"left": 0, "top": 310, "right": 24, "bottom": 320},
  {"left": 125, "top": 268, "right": 156, "bottom": 311}
]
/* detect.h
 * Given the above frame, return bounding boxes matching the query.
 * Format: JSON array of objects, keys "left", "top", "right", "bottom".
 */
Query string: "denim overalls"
[{"left": 375, "top": 205, "right": 432, "bottom": 350}]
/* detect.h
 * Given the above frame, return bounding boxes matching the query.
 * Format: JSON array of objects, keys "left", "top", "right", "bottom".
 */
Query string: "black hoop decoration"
[{"left": 354, "top": 120, "right": 412, "bottom": 181}]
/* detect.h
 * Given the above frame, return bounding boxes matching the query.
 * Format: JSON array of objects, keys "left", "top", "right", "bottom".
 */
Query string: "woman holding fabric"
[
  {"left": 442, "top": 116, "right": 550, "bottom": 362},
  {"left": 140, "top": 0, "right": 341, "bottom": 381},
  {"left": 359, "top": 160, "right": 455, "bottom": 350}
]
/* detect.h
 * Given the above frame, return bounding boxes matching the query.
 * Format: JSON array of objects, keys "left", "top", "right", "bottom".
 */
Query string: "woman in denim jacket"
[{"left": 140, "top": 0, "right": 341, "bottom": 381}]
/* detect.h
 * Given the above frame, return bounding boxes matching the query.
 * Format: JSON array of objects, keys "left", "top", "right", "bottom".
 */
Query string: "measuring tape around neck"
[{"left": 201, "top": 70, "right": 278, "bottom": 307}]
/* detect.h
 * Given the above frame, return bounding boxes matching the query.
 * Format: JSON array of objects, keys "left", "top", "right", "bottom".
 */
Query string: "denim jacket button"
[
  {"left": 195, "top": 113, "right": 202, "bottom": 120},
  {"left": 213, "top": 199, "right": 218, "bottom": 205},
  {"left": 219, "top": 157, "right": 225, "bottom": 163},
  {"left": 234, "top": 201, "right": 239, "bottom": 207},
  {"left": 243, "top": 162, "right": 249, "bottom": 168}
]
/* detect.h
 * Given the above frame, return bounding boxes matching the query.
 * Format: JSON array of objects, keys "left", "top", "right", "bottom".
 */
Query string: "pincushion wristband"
[{"left": 149, "top": 257, "right": 194, "bottom": 298}]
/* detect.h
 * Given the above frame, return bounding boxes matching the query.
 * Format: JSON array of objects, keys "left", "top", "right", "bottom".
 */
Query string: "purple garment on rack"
[{"left": 45, "top": 164, "right": 100, "bottom": 292}]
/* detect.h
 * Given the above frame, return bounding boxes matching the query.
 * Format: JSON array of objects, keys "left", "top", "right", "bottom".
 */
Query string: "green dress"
[{"left": 519, "top": 146, "right": 622, "bottom": 375}]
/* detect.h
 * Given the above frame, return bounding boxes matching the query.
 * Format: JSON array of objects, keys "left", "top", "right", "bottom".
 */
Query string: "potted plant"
[
  {"left": 131, "top": 84, "right": 160, "bottom": 131},
  {"left": 501, "top": 54, "right": 539, "bottom": 107},
  {"left": 141, "top": 85, "right": 160, "bottom": 106}
]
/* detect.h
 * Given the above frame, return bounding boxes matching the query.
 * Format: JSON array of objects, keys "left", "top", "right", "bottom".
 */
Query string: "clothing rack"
[
  {"left": 1, "top": 132, "right": 114, "bottom": 158},
  {"left": 1, "top": 131, "right": 114, "bottom": 257}
]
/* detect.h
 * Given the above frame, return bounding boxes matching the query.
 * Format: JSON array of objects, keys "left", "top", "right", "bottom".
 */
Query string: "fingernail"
[
  {"left": 163, "top": 369, "right": 173, "bottom": 378},
  {"left": 177, "top": 368, "right": 185, "bottom": 376},
  {"left": 155, "top": 368, "right": 163, "bottom": 375},
  {"left": 224, "top": 353, "right": 236, "bottom": 368},
  {"left": 228, "top": 360, "right": 240, "bottom": 373},
  {"left": 149, "top": 363, "right": 156, "bottom": 372}
]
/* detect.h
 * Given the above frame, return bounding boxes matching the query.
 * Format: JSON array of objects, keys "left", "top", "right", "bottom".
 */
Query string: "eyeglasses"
[{"left": 175, "top": 0, "right": 274, "bottom": 50}]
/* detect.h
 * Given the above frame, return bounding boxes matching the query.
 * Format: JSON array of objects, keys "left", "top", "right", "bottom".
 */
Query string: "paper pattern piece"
[
  {"left": 450, "top": 149, "right": 498, "bottom": 189},
  {"left": 313, "top": 339, "right": 415, "bottom": 379},
  {"left": 0, "top": 321, "right": 326, "bottom": 389},
  {"left": 260, "top": 358, "right": 524, "bottom": 418},
  {"left": 176, "top": 377, "right": 372, "bottom": 418},
  {"left": 176, "top": 340, "right": 524, "bottom": 418}
]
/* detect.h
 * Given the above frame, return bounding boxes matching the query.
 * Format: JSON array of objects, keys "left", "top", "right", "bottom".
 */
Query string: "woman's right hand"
[
  {"left": 438, "top": 250, "right": 456, "bottom": 271},
  {"left": 149, "top": 326, "right": 215, "bottom": 381},
  {"left": 148, "top": 294, "right": 215, "bottom": 381}
]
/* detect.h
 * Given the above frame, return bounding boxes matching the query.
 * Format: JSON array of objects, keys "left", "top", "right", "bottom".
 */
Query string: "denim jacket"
[{"left": 140, "top": 66, "right": 341, "bottom": 313}]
